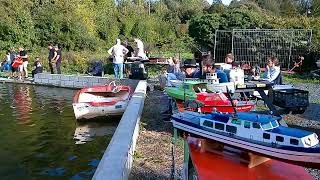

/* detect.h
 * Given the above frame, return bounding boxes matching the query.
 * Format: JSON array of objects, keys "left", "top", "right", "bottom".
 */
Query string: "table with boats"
[{"left": 165, "top": 69, "right": 314, "bottom": 179}]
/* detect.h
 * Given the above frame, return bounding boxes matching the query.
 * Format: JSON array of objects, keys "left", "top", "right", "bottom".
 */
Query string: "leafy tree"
[
  {"left": 313, "top": 0, "right": 320, "bottom": 16},
  {"left": 189, "top": 13, "right": 221, "bottom": 49},
  {"left": 0, "top": 0, "right": 36, "bottom": 50},
  {"left": 257, "top": 0, "right": 281, "bottom": 15},
  {"left": 280, "top": 0, "right": 299, "bottom": 17}
]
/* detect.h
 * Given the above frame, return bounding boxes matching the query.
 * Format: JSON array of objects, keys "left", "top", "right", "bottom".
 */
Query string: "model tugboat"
[
  {"left": 171, "top": 111, "right": 320, "bottom": 168},
  {"left": 165, "top": 81, "right": 255, "bottom": 113}
]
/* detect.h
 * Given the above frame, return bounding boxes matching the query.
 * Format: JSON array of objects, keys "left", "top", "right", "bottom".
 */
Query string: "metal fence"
[{"left": 213, "top": 29, "right": 312, "bottom": 69}]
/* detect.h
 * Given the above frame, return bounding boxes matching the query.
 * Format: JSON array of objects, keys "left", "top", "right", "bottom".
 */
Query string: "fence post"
[
  {"left": 288, "top": 30, "right": 294, "bottom": 69},
  {"left": 214, "top": 30, "right": 217, "bottom": 61}
]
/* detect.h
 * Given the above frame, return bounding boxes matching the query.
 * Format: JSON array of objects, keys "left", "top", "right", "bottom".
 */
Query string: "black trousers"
[{"left": 56, "top": 61, "right": 61, "bottom": 74}]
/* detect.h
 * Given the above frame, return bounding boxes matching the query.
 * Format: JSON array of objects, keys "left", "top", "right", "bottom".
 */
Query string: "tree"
[
  {"left": 257, "top": 0, "right": 281, "bottom": 15},
  {"left": 313, "top": 0, "right": 320, "bottom": 16},
  {"left": 280, "top": 0, "right": 299, "bottom": 17}
]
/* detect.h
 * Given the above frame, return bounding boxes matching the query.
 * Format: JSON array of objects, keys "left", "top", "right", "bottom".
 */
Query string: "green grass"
[
  {"left": 283, "top": 73, "right": 320, "bottom": 84},
  {"left": 133, "top": 151, "right": 144, "bottom": 159}
]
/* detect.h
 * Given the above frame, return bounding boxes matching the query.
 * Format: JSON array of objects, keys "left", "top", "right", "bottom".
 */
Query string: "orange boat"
[{"left": 184, "top": 137, "right": 314, "bottom": 180}]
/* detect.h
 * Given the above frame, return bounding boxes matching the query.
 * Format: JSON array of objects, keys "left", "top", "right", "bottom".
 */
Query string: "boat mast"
[{"left": 226, "top": 86, "right": 237, "bottom": 118}]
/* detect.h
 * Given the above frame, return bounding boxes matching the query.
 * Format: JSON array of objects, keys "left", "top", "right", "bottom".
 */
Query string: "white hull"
[
  {"left": 207, "top": 82, "right": 235, "bottom": 93},
  {"left": 173, "top": 121, "right": 320, "bottom": 164},
  {"left": 73, "top": 100, "right": 128, "bottom": 120}
]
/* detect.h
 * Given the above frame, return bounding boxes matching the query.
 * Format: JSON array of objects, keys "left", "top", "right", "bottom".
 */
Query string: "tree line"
[{"left": 1, "top": 0, "right": 320, "bottom": 66}]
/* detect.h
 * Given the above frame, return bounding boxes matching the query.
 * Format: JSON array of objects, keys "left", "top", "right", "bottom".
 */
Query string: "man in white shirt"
[
  {"left": 108, "top": 39, "right": 129, "bottom": 79},
  {"left": 134, "top": 38, "right": 147, "bottom": 59}
]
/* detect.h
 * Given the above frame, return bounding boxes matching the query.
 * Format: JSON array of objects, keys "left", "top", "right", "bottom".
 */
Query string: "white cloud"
[{"left": 207, "top": 0, "right": 232, "bottom": 5}]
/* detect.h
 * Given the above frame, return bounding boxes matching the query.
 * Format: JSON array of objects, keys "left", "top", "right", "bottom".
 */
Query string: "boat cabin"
[
  {"left": 199, "top": 112, "right": 319, "bottom": 148},
  {"left": 182, "top": 82, "right": 212, "bottom": 93}
]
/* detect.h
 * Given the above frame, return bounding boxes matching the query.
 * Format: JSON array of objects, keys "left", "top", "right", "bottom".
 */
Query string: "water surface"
[{"left": 0, "top": 84, "right": 116, "bottom": 180}]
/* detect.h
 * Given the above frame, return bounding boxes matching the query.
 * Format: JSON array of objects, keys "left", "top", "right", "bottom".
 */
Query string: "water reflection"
[
  {"left": 12, "top": 86, "right": 32, "bottom": 124},
  {"left": 74, "top": 122, "right": 116, "bottom": 144},
  {"left": 0, "top": 84, "right": 116, "bottom": 179}
]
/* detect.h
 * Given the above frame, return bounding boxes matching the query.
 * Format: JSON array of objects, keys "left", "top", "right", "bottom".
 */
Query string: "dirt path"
[{"left": 129, "top": 90, "right": 183, "bottom": 180}]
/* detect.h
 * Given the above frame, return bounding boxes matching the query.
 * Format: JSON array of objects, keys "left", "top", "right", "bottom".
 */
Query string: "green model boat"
[{"left": 165, "top": 81, "right": 210, "bottom": 101}]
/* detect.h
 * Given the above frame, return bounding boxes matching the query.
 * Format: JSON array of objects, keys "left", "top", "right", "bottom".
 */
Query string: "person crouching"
[{"left": 32, "top": 57, "right": 43, "bottom": 78}]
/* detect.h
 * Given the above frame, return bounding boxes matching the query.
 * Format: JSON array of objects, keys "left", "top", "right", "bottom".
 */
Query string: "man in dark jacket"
[{"left": 48, "top": 44, "right": 56, "bottom": 74}]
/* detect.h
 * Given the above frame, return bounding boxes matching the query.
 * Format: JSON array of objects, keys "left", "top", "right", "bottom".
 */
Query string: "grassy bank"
[{"left": 283, "top": 73, "right": 320, "bottom": 84}]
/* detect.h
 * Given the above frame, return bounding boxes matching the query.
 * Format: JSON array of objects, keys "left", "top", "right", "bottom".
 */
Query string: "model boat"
[
  {"left": 171, "top": 111, "right": 320, "bottom": 168},
  {"left": 72, "top": 81, "right": 132, "bottom": 120},
  {"left": 165, "top": 81, "right": 255, "bottom": 113}
]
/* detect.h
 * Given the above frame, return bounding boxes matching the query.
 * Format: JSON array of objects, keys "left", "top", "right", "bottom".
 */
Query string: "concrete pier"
[
  {"left": 93, "top": 80, "right": 147, "bottom": 180},
  {"left": 0, "top": 73, "right": 140, "bottom": 90},
  {"left": 33, "top": 73, "right": 139, "bottom": 89}
]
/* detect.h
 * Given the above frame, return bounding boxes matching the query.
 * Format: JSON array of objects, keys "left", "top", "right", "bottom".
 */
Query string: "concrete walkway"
[{"left": 93, "top": 80, "right": 147, "bottom": 180}]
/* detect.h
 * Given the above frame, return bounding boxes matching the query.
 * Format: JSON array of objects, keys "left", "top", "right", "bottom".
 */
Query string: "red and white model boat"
[
  {"left": 197, "top": 92, "right": 255, "bottom": 113},
  {"left": 72, "top": 81, "right": 132, "bottom": 120}
]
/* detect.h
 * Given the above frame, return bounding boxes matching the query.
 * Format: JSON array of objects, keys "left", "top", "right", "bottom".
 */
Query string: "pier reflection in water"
[{"left": 0, "top": 84, "right": 117, "bottom": 180}]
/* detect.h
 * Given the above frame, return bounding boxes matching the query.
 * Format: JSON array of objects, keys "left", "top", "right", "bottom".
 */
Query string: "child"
[
  {"left": 12, "top": 57, "right": 23, "bottom": 80},
  {"left": 32, "top": 57, "right": 43, "bottom": 78}
]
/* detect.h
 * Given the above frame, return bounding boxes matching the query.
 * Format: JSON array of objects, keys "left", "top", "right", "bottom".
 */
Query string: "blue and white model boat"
[{"left": 171, "top": 111, "right": 320, "bottom": 168}]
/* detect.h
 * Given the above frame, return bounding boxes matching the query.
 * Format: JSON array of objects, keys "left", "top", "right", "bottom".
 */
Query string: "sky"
[{"left": 207, "top": 0, "right": 232, "bottom": 5}]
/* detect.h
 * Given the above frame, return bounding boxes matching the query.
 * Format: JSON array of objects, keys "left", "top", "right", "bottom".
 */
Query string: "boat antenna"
[{"left": 225, "top": 86, "right": 237, "bottom": 118}]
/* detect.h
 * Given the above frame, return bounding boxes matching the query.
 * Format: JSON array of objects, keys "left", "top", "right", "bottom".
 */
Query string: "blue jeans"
[{"left": 113, "top": 63, "right": 123, "bottom": 79}]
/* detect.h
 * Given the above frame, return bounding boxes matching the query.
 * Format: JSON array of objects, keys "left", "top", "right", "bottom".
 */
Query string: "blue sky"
[{"left": 207, "top": 0, "right": 232, "bottom": 5}]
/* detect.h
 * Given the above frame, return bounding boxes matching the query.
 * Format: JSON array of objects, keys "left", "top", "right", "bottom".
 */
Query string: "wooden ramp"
[{"left": 185, "top": 138, "right": 313, "bottom": 180}]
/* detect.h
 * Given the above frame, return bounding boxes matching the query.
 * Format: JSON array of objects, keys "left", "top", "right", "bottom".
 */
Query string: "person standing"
[
  {"left": 9, "top": 48, "right": 17, "bottom": 79},
  {"left": 54, "top": 45, "right": 62, "bottom": 74},
  {"left": 108, "top": 39, "right": 129, "bottom": 79},
  {"left": 18, "top": 47, "right": 28, "bottom": 79},
  {"left": 134, "top": 38, "right": 147, "bottom": 59},
  {"left": 123, "top": 40, "right": 134, "bottom": 58},
  {"left": 48, "top": 44, "right": 56, "bottom": 74}
]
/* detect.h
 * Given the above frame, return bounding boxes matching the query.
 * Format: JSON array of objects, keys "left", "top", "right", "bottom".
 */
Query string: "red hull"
[
  {"left": 187, "top": 138, "right": 313, "bottom": 180},
  {"left": 197, "top": 92, "right": 255, "bottom": 113},
  {"left": 200, "top": 104, "right": 255, "bottom": 113}
]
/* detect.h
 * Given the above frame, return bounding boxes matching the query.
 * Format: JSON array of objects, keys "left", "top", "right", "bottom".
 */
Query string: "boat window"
[
  {"left": 290, "top": 139, "right": 299, "bottom": 145},
  {"left": 193, "top": 84, "right": 211, "bottom": 93},
  {"left": 215, "top": 123, "right": 225, "bottom": 131},
  {"left": 261, "top": 122, "right": 273, "bottom": 130},
  {"left": 276, "top": 136, "right": 284, "bottom": 142},
  {"left": 263, "top": 133, "right": 270, "bottom": 139},
  {"left": 271, "top": 120, "right": 279, "bottom": 128},
  {"left": 231, "top": 119, "right": 241, "bottom": 125},
  {"left": 203, "top": 120, "right": 213, "bottom": 128},
  {"left": 252, "top": 122, "right": 260, "bottom": 129},
  {"left": 244, "top": 121, "right": 250, "bottom": 129},
  {"left": 226, "top": 125, "right": 237, "bottom": 134}
]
